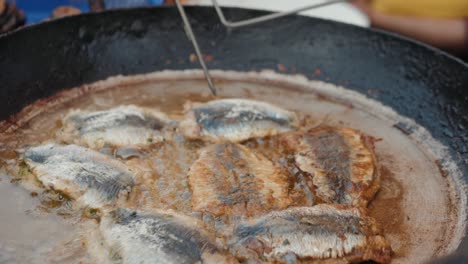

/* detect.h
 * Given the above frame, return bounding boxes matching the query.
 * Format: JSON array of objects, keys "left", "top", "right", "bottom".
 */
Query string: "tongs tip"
[{"left": 175, "top": 0, "right": 218, "bottom": 96}]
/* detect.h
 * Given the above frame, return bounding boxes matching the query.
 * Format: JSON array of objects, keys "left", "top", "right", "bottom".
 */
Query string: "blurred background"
[
  {"left": 5, "top": 0, "right": 367, "bottom": 24},
  {"left": 0, "top": 0, "right": 466, "bottom": 60},
  {"left": 9, "top": 0, "right": 164, "bottom": 23}
]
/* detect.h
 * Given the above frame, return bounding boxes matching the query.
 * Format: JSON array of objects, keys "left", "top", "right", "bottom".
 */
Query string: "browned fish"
[
  {"left": 230, "top": 204, "right": 392, "bottom": 263},
  {"left": 96, "top": 208, "right": 238, "bottom": 264},
  {"left": 283, "top": 127, "right": 380, "bottom": 207},
  {"left": 188, "top": 143, "right": 292, "bottom": 217},
  {"left": 180, "top": 99, "right": 299, "bottom": 142},
  {"left": 59, "top": 105, "right": 172, "bottom": 148},
  {"left": 23, "top": 143, "right": 135, "bottom": 209}
]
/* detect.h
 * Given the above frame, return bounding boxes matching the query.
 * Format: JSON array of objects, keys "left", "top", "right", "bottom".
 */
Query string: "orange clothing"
[{"left": 372, "top": 0, "right": 468, "bottom": 18}]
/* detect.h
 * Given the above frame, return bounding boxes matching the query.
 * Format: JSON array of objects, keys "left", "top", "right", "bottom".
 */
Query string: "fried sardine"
[
  {"left": 180, "top": 99, "right": 298, "bottom": 142},
  {"left": 284, "top": 127, "right": 380, "bottom": 207},
  {"left": 97, "top": 208, "right": 238, "bottom": 264},
  {"left": 230, "top": 204, "right": 392, "bottom": 263},
  {"left": 59, "top": 105, "right": 172, "bottom": 148},
  {"left": 23, "top": 144, "right": 134, "bottom": 208},
  {"left": 188, "top": 143, "right": 292, "bottom": 217}
]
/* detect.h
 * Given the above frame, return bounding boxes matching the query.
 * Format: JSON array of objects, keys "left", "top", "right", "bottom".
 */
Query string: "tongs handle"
[
  {"left": 177, "top": 0, "right": 350, "bottom": 96},
  {"left": 175, "top": 0, "right": 218, "bottom": 96},
  {"left": 211, "top": 0, "right": 349, "bottom": 28}
]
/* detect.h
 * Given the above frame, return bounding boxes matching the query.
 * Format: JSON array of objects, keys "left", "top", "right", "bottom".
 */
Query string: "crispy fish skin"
[
  {"left": 23, "top": 143, "right": 134, "bottom": 208},
  {"left": 284, "top": 127, "right": 380, "bottom": 207},
  {"left": 99, "top": 208, "right": 238, "bottom": 264},
  {"left": 188, "top": 143, "right": 292, "bottom": 217},
  {"left": 59, "top": 105, "right": 171, "bottom": 148},
  {"left": 180, "top": 99, "right": 299, "bottom": 142},
  {"left": 230, "top": 205, "right": 392, "bottom": 263}
]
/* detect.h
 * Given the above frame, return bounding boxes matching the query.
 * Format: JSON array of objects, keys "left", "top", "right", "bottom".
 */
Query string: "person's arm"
[
  {"left": 352, "top": 0, "right": 467, "bottom": 53},
  {"left": 371, "top": 13, "right": 466, "bottom": 51}
]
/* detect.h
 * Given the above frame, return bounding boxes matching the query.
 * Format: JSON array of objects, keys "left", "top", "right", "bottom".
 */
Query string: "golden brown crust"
[
  {"left": 230, "top": 204, "right": 392, "bottom": 263},
  {"left": 188, "top": 143, "right": 292, "bottom": 217},
  {"left": 283, "top": 127, "right": 380, "bottom": 207}
]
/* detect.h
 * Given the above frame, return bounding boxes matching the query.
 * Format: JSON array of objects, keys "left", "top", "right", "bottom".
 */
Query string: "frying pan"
[{"left": 0, "top": 6, "right": 466, "bottom": 260}]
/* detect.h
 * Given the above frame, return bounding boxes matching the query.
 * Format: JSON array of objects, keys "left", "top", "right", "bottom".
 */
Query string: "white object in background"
[{"left": 185, "top": 0, "right": 369, "bottom": 27}]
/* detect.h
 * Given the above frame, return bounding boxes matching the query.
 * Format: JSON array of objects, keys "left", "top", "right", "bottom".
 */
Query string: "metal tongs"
[{"left": 175, "top": 0, "right": 349, "bottom": 96}]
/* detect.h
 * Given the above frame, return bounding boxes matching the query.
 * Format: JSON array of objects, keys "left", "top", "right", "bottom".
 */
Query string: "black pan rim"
[{"left": 0, "top": 5, "right": 467, "bottom": 68}]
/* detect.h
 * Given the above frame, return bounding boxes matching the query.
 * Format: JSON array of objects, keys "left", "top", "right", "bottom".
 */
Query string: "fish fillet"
[
  {"left": 97, "top": 208, "right": 238, "bottom": 264},
  {"left": 230, "top": 204, "right": 392, "bottom": 263},
  {"left": 59, "top": 105, "right": 172, "bottom": 148},
  {"left": 188, "top": 143, "right": 292, "bottom": 217},
  {"left": 283, "top": 127, "right": 380, "bottom": 207},
  {"left": 23, "top": 143, "right": 134, "bottom": 208},
  {"left": 180, "top": 99, "right": 299, "bottom": 142}
]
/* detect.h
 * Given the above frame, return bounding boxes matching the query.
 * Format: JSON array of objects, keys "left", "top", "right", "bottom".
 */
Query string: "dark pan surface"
[{"left": 0, "top": 6, "right": 467, "bottom": 253}]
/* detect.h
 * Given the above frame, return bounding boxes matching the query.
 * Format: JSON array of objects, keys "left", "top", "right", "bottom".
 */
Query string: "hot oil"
[
  {"left": 0, "top": 71, "right": 462, "bottom": 263},
  {"left": 369, "top": 164, "right": 407, "bottom": 258}
]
